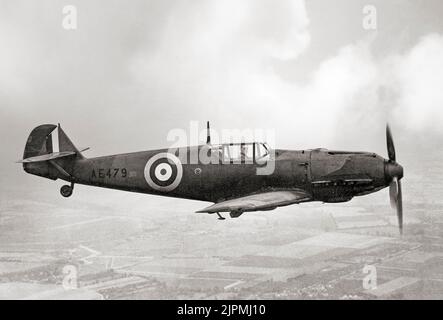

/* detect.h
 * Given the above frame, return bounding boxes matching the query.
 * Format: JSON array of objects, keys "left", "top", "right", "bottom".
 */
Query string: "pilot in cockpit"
[{"left": 240, "top": 144, "right": 248, "bottom": 162}]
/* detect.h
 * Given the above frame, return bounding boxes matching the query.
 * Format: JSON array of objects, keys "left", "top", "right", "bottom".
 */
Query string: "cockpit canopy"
[{"left": 211, "top": 142, "right": 270, "bottom": 164}]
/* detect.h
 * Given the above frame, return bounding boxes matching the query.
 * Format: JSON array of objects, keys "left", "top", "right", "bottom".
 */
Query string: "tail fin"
[
  {"left": 23, "top": 124, "right": 57, "bottom": 159},
  {"left": 58, "top": 124, "right": 84, "bottom": 159},
  {"left": 21, "top": 124, "right": 84, "bottom": 180}
]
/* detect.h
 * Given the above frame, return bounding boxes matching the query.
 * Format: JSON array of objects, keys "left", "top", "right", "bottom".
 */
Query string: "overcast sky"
[{"left": 1, "top": 0, "right": 443, "bottom": 186}]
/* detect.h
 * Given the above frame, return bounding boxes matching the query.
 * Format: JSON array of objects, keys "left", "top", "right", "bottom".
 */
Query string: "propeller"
[{"left": 386, "top": 124, "right": 404, "bottom": 234}]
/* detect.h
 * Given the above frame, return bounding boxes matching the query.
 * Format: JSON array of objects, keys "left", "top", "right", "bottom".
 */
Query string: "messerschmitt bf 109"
[{"left": 19, "top": 122, "right": 404, "bottom": 233}]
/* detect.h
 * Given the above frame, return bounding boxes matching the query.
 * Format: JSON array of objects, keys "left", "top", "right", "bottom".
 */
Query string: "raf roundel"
[{"left": 144, "top": 153, "right": 183, "bottom": 192}]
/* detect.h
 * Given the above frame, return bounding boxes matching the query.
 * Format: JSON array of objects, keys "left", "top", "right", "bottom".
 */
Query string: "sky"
[{"left": 1, "top": 0, "right": 443, "bottom": 188}]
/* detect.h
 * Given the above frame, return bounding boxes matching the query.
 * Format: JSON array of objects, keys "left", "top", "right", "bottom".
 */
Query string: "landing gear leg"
[
  {"left": 216, "top": 212, "right": 225, "bottom": 220},
  {"left": 60, "top": 182, "right": 74, "bottom": 198}
]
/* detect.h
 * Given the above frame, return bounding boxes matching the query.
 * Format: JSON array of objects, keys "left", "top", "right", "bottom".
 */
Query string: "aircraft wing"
[{"left": 196, "top": 190, "right": 312, "bottom": 214}]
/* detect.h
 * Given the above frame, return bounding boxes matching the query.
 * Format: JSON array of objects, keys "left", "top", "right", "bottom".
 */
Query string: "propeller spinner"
[{"left": 385, "top": 124, "right": 404, "bottom": 234}]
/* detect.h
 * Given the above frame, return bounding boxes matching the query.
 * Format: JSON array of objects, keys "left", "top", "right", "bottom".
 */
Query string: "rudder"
[
  {"left": 23, "top": 124, "right": 57, "bottom": 159},
  {"left": 58, "top": 124, "right": 84, "bottom": 159}
]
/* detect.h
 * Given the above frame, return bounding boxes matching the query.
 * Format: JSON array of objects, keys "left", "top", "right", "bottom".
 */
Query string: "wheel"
[{"left": 60, "top": 185, "right": 73, "bottom": 198}]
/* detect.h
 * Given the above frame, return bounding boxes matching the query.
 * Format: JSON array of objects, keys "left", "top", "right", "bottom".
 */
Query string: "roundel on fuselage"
[{"left": 144, "top": 152, "right": 183, "bottom": 192}]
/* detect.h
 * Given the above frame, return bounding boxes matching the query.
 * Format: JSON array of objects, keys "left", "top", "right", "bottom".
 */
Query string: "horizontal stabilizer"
[{"left": 18, "top": 151, "right": 76, "bottom": 163}]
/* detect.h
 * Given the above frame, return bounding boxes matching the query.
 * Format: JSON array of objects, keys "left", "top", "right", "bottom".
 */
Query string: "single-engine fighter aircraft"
[{"left": 19, "top": 122, "right": 404, "bottom": 233}]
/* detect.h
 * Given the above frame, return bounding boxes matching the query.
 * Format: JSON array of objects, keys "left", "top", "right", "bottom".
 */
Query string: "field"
[{"left": 1, "top": 151, "right": 443, "bottom": 299}]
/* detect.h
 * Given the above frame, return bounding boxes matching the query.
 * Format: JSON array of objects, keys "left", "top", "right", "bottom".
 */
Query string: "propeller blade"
[
  {"left": 386, "top": 124, "right": 396, "bottom": 161},
  {"left": 389, "top": 179, "right": 397, "bottom": 208},
  {"left": 389, "top": 177, "right": 403, "bottom": 234},
  {"left": 397, "top": 179, "right": 403, "bottom": 234}
]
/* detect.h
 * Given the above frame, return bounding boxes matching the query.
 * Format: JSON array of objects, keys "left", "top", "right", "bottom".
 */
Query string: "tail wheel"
[{"left": 60, "top": 184, "right": 73, "bottom": 198}]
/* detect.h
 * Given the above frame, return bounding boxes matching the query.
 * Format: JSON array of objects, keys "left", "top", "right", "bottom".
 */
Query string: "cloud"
[
  {"left": 131, "top": 4, "right": 443, "bottom": 150},
  {"left": 129, "top": 1, "right": 382, "bottom": 148},
  {"left": 1, "top": 0, "right": 443, "bottom": 159},
  {"left": 391, "top": 33, "right": 443, "bottom": 134},
  {"left": 130, "top": 0, "right": 311, "bottom": 107}
]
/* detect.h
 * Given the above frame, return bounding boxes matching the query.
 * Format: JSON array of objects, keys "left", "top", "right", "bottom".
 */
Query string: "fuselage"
[{"left": 44, "top": 145, "right": 389, "bottom": 204}]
